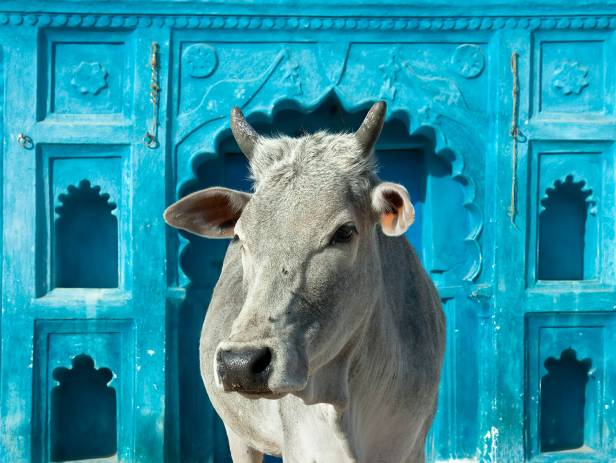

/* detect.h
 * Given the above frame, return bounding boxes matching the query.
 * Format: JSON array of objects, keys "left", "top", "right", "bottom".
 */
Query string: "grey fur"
[{"left": 164, "top": 102, "right": 445, "bottom": 463}]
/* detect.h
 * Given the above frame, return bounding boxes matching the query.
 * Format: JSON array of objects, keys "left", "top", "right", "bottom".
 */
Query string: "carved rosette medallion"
[
  {"left": 70, "top": 61, "right": 108, "bottom": 95},
  {"left": 183, "top": 43, "right": 218, "bottom": 78},
  {"left": 451, "top": 44, "right": 485, "bottom": 79},
  {"left": 552, "top": 61, "right": 589, "bottom": 95}
]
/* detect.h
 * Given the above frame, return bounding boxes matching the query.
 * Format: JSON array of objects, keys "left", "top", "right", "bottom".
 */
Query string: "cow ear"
[
  {"left": 163, "top": 187, "right": 251, "bottom": 239},
  {"left": 371, "top": 182, "right": 415, "bottom": 236}
]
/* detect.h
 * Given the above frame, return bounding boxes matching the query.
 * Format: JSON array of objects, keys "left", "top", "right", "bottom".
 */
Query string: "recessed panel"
[
  {"left": 536, "top": 153, "right": 600, "bottom": 282},
  {"left": 540, "top": 41, "right": 603, "bottom": 114},
  {"left": 526, "top": 142, "right": 615, "bottom": 289},
  {"left": 525, "top": 312, "right": 616, "bottom": 461},
  {"left": 36, "top": 145, "right": 131, "bottom": 296},
  {"left": 39, "top": 31, "right": 133, "bottom": 120},
  {"left": 52, "top": 42, "right": 125, "bottom": 115},
  {"left": 32, "top": 319, "right": 134, "bottom": 463},
  {"left": 533, "top": 31, "right": 615, "bottom": 119}
]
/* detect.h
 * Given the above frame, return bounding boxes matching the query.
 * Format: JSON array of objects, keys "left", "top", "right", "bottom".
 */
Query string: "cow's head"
[{"left": 164, "top": 102, "right": 414, "bottom": 405}]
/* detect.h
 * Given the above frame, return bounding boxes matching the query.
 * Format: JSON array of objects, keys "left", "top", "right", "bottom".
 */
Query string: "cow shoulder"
[{"left": 378, "top": 233, "right": 445, "bottom": 382}]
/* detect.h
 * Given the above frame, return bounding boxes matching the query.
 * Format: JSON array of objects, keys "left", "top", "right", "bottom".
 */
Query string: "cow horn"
[
  {"left": 231, "top": 107, "right": 259, "bottom": 160},
  {"left": 355, "top": 101, "right": 386, "bottom": 156}
]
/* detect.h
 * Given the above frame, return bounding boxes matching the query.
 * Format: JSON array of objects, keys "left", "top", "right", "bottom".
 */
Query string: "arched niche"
[
  {"left": 540, "top": 348, "right": 592, "bottom": 453},
  {"left": 176, "top": 93, "right": 481, "bottom": 291},
  {"left": 171, "top": 94, "right": 481, "bottom": 461},
  {"left": 54, "top": 179, "right": 118, "bottom": 289},
  {"left": 50, "top": 354, "right": 117, "bottom": 462},
  {"left": 538, "top": 175, "right": 595, "bottom": 281}
]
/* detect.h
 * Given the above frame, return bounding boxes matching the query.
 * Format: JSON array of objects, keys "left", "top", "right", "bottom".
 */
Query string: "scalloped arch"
[
  {"left": 56, "top": 179, "right": 117, "bottom": 216},
  {"left": 174, "top": 89, "right": 483, "bottom": 284},
  {"left": 540, "top": 174, "right": 597, "bottom": 215}
]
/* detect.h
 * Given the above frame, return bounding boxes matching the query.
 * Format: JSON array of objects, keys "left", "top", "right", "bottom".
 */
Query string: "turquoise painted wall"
[{"left": 0, "top": 1, "right": 615, "bottom": 461}]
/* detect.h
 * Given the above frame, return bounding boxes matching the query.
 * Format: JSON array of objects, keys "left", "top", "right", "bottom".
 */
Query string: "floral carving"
[
  {"left": 176, "top": 49, "right": 287, "bottom": 141},
  {"left": 451, "top": 44, "right": 485, "bottom": 79},
  {"left": 417, "top": 104, "right": 442, "bottom": 125},
  {"left": 379, "top": 46, "right": 402, "bottom": 100},
  {"left": 402, "top": 61, "right": 468, "bottom": 110},
  {"left": 183, "top": 43, "right": 218, "bottom": 78},
  {"left": 281, "top": 56, "right": 302, "bottom": 96},
  {"left": 552, "top": 61, "right": 589, "bottom": 95},
  {"left": 70, "top": 61, "right": 108, "bottom": 95}
]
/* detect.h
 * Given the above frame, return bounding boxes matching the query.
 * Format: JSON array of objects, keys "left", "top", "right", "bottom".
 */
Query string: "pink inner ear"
[
  {"left": 382, "top": 190, "right": 404, "bottom": 212},
  {"left": 374, "top": 184, "right": 414, "bottom": 236},
  {"left": 381, "top": 210, "right": 397, "bottom": 229}
]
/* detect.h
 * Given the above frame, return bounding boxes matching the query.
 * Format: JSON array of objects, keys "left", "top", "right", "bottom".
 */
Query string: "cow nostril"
[
  {"left": 217, "top": 346, "right": 274, "bottom": 393},
  {"left": 250, "top": 347, "right": 272, "bottom": 375}
]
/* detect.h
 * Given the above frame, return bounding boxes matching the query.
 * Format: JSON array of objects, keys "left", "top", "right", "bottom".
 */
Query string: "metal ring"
[
  {"left": 143, "top": 132, "right": 159, "bottom": 149},
  {"left": 17, "top": 133, "right": 33, "bottom": 149}
]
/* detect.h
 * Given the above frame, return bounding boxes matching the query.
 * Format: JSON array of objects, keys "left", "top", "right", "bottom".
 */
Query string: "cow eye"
[
  {"left": 232, "top": 234, "right": 240, "bottom": 242},
  {"left": 330, "top": 223, "right": 357, "bottom": 245}
]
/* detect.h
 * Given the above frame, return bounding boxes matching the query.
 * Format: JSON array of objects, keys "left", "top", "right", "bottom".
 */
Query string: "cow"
[{"left": 163, "top": 101, "right": 446, "bottom": 463}]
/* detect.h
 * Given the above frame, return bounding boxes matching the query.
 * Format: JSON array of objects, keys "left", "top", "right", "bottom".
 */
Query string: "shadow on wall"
[
  {"left": 538, "top": 175, "right": 593, "bottom": 281},
  {"left": 54, "top": 179, "right": 118, "bottom": 289},
  {"left": 540, "top": 348, "right": 592, "bottom": 453},
  {"left": 50, "top": 354, "right": 117, "bottom": 462},
  {"left": 176, "top": 95, "right": 444, "bottom": 462}
]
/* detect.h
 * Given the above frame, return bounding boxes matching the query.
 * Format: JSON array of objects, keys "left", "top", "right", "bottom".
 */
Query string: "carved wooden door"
[
  {"left": 1, "top": 5, "right": 615, "bottom": 463},
  {"left": 168, "top": 34, "right": 486, "bottom": 462},
  {"left": 493, "top": 30, "right": 616, "bottom": 462},
  {"left": 0, "top": 25, "right": 169, "bottom": 462}
]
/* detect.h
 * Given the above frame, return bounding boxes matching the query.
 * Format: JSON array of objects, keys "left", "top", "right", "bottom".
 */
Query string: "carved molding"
[
  {"left": 183, "top": 43, "right": 218, "bottom": 78},
  {"left": 176, "top": 98, "right": 483, "bottom": 285},
  {"left": 176, "top": 49, "right": 287, "bottom": 141},
  {"left": 172, "top": 40, "right": 484, "bottom": 281},
  {"left": 451, "top": 44, "right": 485, "bottom": 79},
  {"left": 281, "top": 52, "right": 303, "bottom": 96},
  {"left": 379, "top": 46, "right": 402, "bottom": 101},
  {"left": 3, "top": 13, "right": 616, "bottom": 30}
]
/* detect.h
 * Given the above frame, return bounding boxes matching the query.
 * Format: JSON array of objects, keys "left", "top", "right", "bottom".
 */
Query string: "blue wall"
[{"left": 0, "top": 1, "right": 615, "bottom": 461}]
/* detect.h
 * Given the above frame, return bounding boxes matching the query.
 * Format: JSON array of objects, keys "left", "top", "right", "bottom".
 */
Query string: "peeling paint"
[{"left": 480, "top": 426, "right": 499, "bottom": 463}]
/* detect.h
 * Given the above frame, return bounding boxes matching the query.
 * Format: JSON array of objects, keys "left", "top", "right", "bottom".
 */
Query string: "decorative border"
[
  {"left": 525, "top": 140, "right": 614, "bottom": 290},
  {"left": 2, "top": 13, "right": 616, "bottom": 30},
  {"left": 175, "top": 94, "right": 483, "bottom": 285}
]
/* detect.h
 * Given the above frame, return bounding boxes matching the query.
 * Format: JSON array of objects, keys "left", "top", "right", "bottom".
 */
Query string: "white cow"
[{"left": 164, "top": 102, "right": 446, "bottom": 462}]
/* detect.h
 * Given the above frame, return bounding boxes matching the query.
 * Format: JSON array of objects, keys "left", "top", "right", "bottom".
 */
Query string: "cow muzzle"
[{"left": 216, "top": 346, "right": 273, "bottom": 394}]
